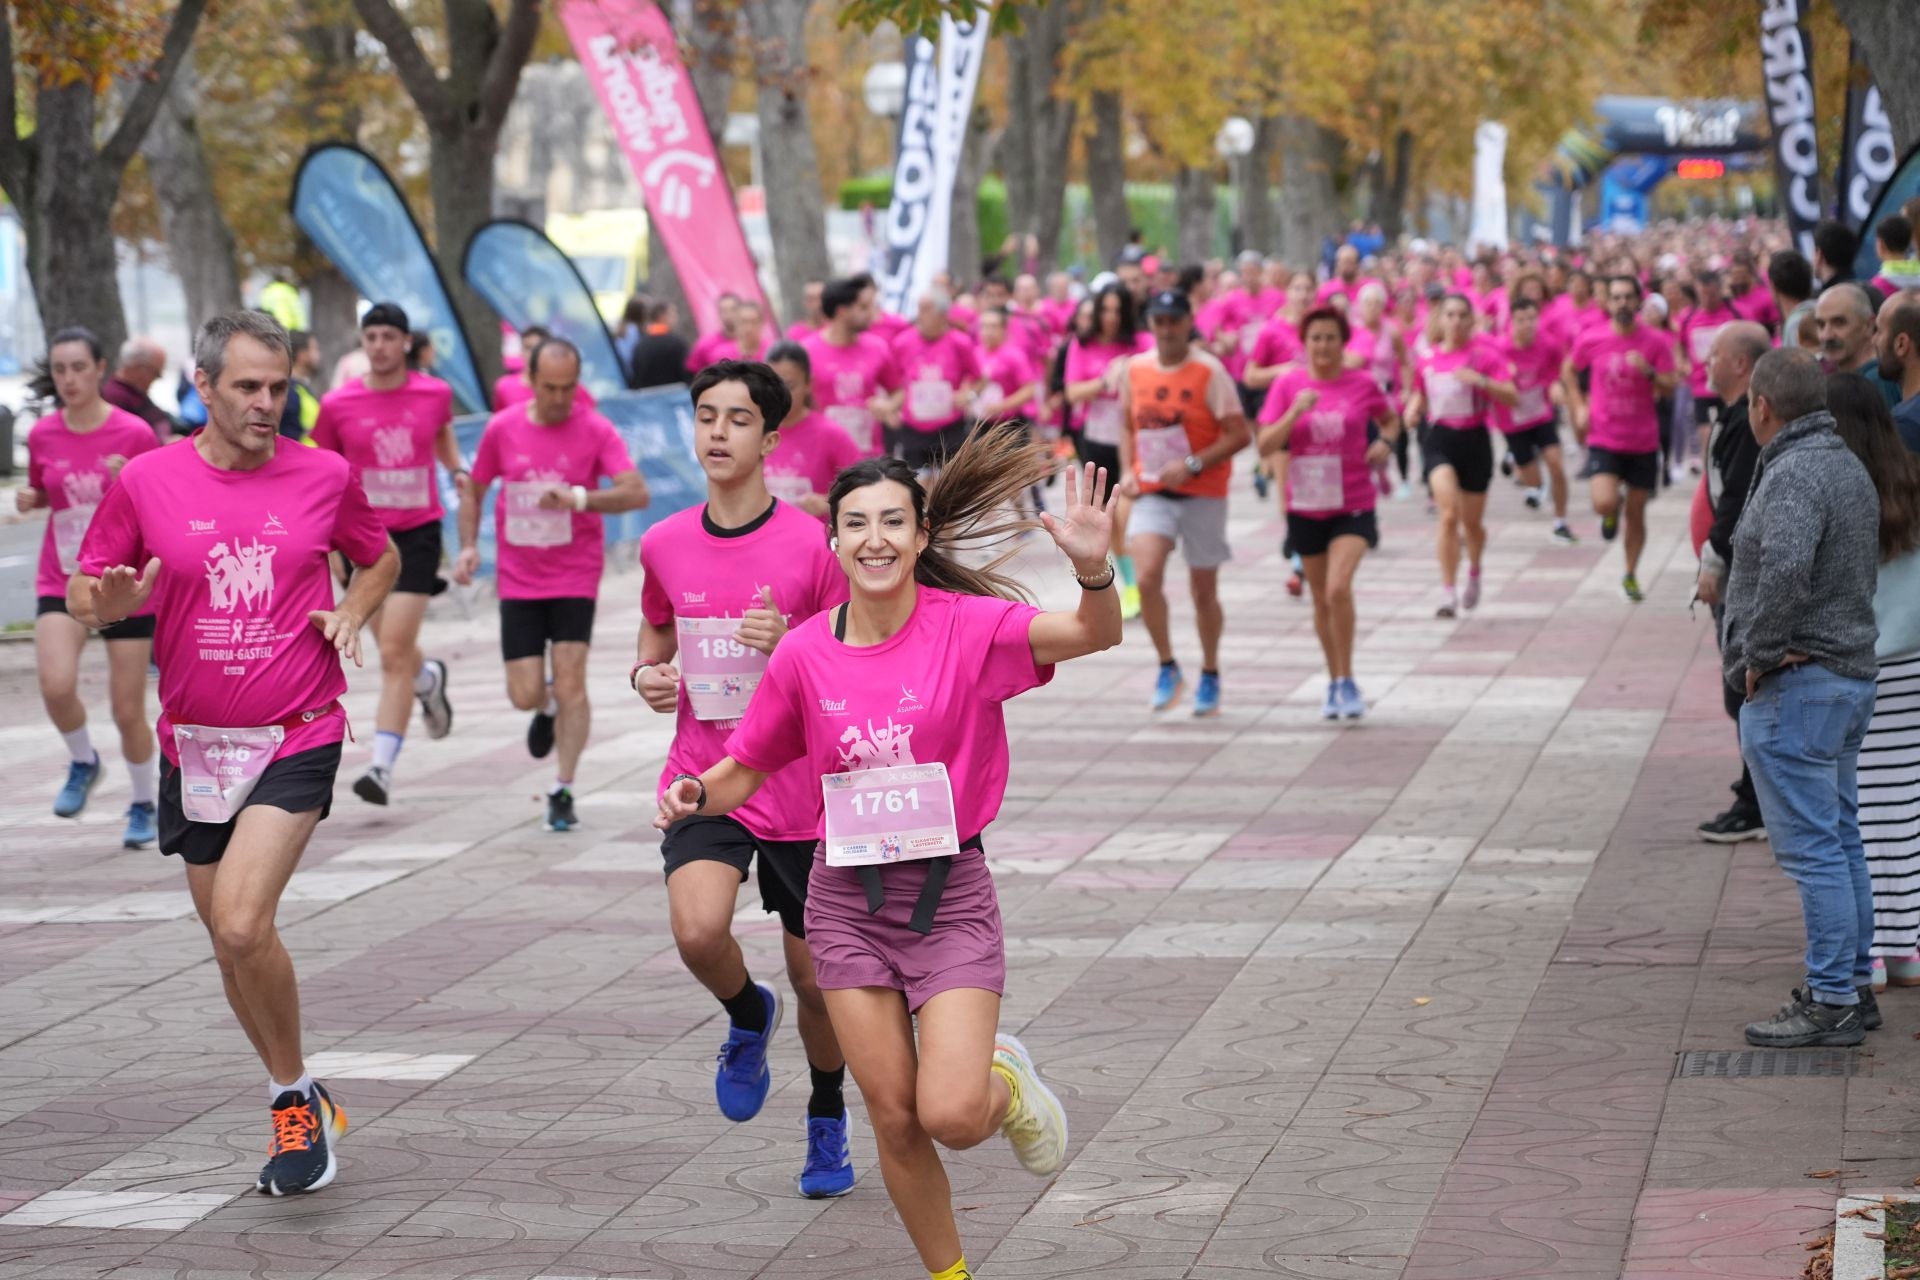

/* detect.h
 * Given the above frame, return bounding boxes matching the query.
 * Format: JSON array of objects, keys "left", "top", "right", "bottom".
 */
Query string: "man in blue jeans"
[{"left": 1723, "top": 347, "right": 1883, "bottom": 1047}]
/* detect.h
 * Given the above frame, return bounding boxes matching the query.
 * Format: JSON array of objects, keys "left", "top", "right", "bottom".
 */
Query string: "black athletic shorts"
[
  {"left": 894, "top": 419, "right": 972, "bottom": 471},
  {"left": 159, "top": 741, "right": 341, "bottom": 866},
  {"left": 1586, "top": 445, "right": 1661, "bottom": 493},
  {"left": 1692, "top": 395, "right": 1725, "bottom": 427},
  {"left": 388, "top": 519, "right": 445, "bottom": 595},
  {"left": 1286, "top": 510, "right": 1379, "bottom": 557},
  {"left": 37, "top": 595, "right": 157, "bottom": 641},
  {"left": 499, "top": 596, "right": 597, "bottom": 662},
  {"left": 1074, "top": 436, "right": 1122, "bottom": 480},
  {"left": 1422, "top": 425, "right": 1494, "bottom": 494},
  {"left": 661, "top": 814, "right": 813, "bottom": 938},
  {"left": 1505, "top": 421, "right": 1562, "bottom": 468}
]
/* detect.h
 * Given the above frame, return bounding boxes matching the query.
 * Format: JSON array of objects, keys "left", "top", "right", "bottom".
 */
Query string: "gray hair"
[
  {"left": 1751, "top": 347, "right": 1827, "bottom": 423},
  {"left": 195, "top": 310, "right": 292, "bottom": 385},
  {"left": 1820, "top": 281, "right": 1876, "bottom": 320},
  {"left": 1715, "top": 320, "right": 1772, "bottom": 369},
  {"left": 116, "top": 337, "right": 163, "bottom": 371}
]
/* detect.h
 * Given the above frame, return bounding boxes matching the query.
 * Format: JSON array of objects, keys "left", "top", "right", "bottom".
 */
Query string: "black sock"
[
  {"left": 1201, "top": 669, "right": 1220, "bottom": 679},
  {"left": 807, "top": 1063, "right": 846, "bottom": 1119},
  {"left": 1160, "top": 659, "right": 1178, "bottom": 671},
  {"left": 720, "top": 978, "right": 767, "bottom": 1033}
]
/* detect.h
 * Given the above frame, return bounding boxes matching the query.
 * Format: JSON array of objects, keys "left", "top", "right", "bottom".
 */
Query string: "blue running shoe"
[
  {"left": 122, "top": 801, "right": 157, "bottom": 850},
  {"left": 715, "top": 981, "right": 782, "bottom": 1122},
  {"left": 1193, "top": 671, "right": 1221, "bottom": 718},
  {"left": 53, "top": 755, "right": 100, "bottom": 818},
  {"left": 1337, "top": 678, "right": 1367, "bottom": 720},
  {"left": 1150, "top": 664, "right": 1185, "bottom": 712},
  {"left": 257, "top": 1081, "right": 347, "bottom": 1196},
  {"left": 1321, "top": 682, "right": 1341, "bottom": 720},
  {"left": 797, "top": 1110, "right": 856, "bottom": 1199}
]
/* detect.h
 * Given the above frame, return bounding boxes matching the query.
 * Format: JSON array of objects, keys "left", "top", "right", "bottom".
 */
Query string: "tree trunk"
[
  {"left": 1276, "top": 114, "right": 1342, "bottom": 269},
  {"left": 1237, "top": 114, "right": 1277, "bottom": 256},
  {"left": 743, "top": 0, "right": 831, "bottom": 325},
  {"left": 26, "top": 81, "right": 130, "bottom": 359},
  {"left": 294, "top": 9, "right": 363, "bottom": 371},
  {"left": 1836, "top": 0, "right": 1920, "bottom": 152},
  {"left": 1088, "top": 90, "right": 1130, "bottom": 268},
  {"left": 651, "top": 0, "right": 737, "bottom": 333},
  {"left": 140, "top": 50, "right": 242, "bottom": 336},
  {"left": 424, "top": 120, "right": 506, "bottom": 383},
  {"left": 1174, "top": 166, "right": 1216, "bottom": 265},
  {"left": 949, "top": 110, "right": 998, "bottom": 285},
  {"left": 1001, "top": 0, "right": 1075, "bottom": 274},
  {"left": 307, "top": 263, "right": 359, "bottom": 379},
  {"left": 1378, "top": 128, "right": 1413, "bottom": 244}
]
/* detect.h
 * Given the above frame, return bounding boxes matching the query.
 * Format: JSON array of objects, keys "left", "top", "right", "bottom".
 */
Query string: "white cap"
[{"left": 1089, "top": 271, "right": 1120, "bottom": 294}]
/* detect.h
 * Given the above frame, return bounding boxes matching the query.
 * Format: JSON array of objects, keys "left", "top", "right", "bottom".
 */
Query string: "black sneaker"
[
  {"left": 1697, "top": 807, "right": 1766, "bottom": 845},
  {"left": 527, "top": 709, "right": 555, "bottom": 759},
  {"left": 1851, "top": 984, "right": 1884, "bottom": 1032},
  {"left": 1744, "top": 990, "right": 1865, "bottom": 1047},
  {"left": 1600, "top": 512, "right": 1619, "bottom": 542},
  {"left": 1500, "top": 451, "right": 1515, "bottom": 478},
  {"left": 256, "top": 1083, "right": 347, "bottom": 1196},
  {"left": 544, "top": 787, "right": 579, "bottom": 833},
  {"left": 352, "top": 765, "right": 391, "bottom": 806}
]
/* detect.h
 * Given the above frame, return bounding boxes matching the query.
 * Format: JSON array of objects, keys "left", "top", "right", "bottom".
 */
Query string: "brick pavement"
[{"left": 2, "top": 474, "right": 1915, "bottom": 1279}]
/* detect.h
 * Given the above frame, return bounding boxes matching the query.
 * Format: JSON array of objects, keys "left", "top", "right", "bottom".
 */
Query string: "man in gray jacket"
[{"left": 1724, "top": 348, "right": 1882, "bottom": 1047}]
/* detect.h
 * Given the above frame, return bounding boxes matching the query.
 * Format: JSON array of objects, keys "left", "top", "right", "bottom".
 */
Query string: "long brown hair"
[
  {"left": 1827, "top": 371, "right": 1920, "bottom": 561},
  {"left": 826, "top": 419, "right": 1051, "bottom": 602}
]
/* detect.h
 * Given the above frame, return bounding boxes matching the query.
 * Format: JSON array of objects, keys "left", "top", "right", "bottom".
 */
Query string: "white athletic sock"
[
  {"left": 372, "top": 731, "right": 404, "bottom": 770},
  {"left": 413, "top": 660, "right": 437, "bottom": 696},
  {"left": 60, "top": 727, "right": 94, "bottom": 765},
  {"left": 550, "top": 778, "right": 572, "bottom": 795},
  {"left": 269, "top": 1073, "right": 315, "bottom": 1104},
  {"left": 542, "top": 693, "right": 559, "bottom": 717},
  {"left": 126, "top": 755, "right": 158, "bottom": 805}
]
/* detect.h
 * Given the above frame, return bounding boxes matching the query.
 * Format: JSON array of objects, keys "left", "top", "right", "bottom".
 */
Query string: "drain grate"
[{"left": 1673, "top": 1049, "right": 1863, "bottom": 1079}]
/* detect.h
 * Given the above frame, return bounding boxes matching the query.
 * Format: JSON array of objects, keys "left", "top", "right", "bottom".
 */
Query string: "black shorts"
[
  {"left": 1586, "top": 445, "right": 1661, "bottom": 493},
  {"left": 1237, "top": 383, "right": 1265, "bottom": 420},
  {"left": 1286, "top": 510, "right": 1379, "bottom": 557},
  {"left": 341, "top": 520, "right": 444, "bottom": 596},
  {"left": 1505, "top": 421, "right": 1562, "bottom": 468},
  {"left": 894, "top": 419, "right": 972, "bottom": 470},
  {"left": 1693, "top": 396, "right": 1724, "bottom": 427},
  {"left": 499, "top": 597, "right": 597, "bottom": 662},
  {"left": 1423, "top": 425, "right": 1494, "bottom": 494},
  {"left": 159, "top": 741, "right": 341, "bottom": 866},
  {"left": 661, "top": 814, "right": 813, "bottom": 938},
  {"left": 37, "top": 595, "right": 156, "bottom": 642},
  {"left": 1075, "top": 436, "right": 1121, "bottom": 479}
]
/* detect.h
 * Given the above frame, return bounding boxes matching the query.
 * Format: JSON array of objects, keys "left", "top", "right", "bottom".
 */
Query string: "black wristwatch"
[{"left": 671, "top": 772, "right": 707, "bottom": 813}]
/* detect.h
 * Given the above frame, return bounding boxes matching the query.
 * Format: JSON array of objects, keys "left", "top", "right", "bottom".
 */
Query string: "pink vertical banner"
[{"left": 558, "top": 0, "right": 771, "bottom": 340}]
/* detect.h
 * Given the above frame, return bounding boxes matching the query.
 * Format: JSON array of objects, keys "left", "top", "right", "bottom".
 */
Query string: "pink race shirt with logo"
[
  {"left": 1491, "top": 334, "right": 1564, "bottom": 430},
  {"left": 469, "top": 403, "right": 637, "bottom": 600},
  {"left": 310, "top": 372, "right": 453, "bottom": 531},
  {"left": 765, "top": 411, "right": 862, "bottom": 510},
  {"left": 891, "top": 327, "right": 983, "bottom": 431},
  {"left": 28, "top": 407, "right": 159, "bottom": 599},
  {"left": 492, "top": 376, "right": 597, "bottom": 414},
  {"left": 640, "top": 501, "right": 847, "bottom": 841},
  {"left": 1415, "top": 344, "right": 1505, "bottom": 429},
  {"left": 1248, "top": 316, "right": 1303, "bottom": 372},
  {"left": 1262, "top": 367, "right": 1390, "bottom": 517},
  {"left": 1678, "top": 304, "right": 1740, "bottom": 397},
  {"left": 77, "top": 439, "right": 389, "bottom": 764},
  {"left": 802, "top": 332, "right": 900, "bottom": 457},
  {"left": 1570, "top": 323, "right": 1675, "bottom": 453},
  {"left": 1063, "top": 335, "right": 1150, "bottom": 431},
  {"left": 1729, "top": 286, "right": 1781, "bottom": 331},
  {"left": 727, "top": 588, "right": 1053, "bottom": 867},
  {"left": 978, "top": 341, "right": 1041, "bottom": 422}
]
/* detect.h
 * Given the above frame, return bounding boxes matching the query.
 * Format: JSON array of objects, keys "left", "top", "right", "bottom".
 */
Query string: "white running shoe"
[{"left": 993, "top": 1034, "right": 1068, "bottom": 1176}]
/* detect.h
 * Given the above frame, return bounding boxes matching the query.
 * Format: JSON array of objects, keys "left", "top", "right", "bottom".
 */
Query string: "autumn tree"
[{"left": 1, "top": 0, "right": 208, "bottom": 364}]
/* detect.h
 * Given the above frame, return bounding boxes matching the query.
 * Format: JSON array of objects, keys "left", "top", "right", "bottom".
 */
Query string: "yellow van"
[{"left": 546, "top": 209, "right": 649, "bottom": 325}]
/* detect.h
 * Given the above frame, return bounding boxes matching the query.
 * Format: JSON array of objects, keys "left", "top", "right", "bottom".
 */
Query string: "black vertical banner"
[
  {"left": 1759, "top": 0, "right": 1822, "bottom": 259},
  {"left": 1838, "top": 39, "right": 1896, "bottom": 229}
]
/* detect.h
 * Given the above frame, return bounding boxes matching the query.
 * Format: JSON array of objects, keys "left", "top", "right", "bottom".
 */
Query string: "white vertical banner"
[
  {"left": 876, "top": 11, "right": 992, "bottom": 316},
  {"left": 1469, "top": 121, "right": 1509, "bottom": 255}
]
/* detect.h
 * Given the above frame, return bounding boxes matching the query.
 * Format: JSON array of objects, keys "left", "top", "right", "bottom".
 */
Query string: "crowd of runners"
[{"left": 18, "top": 208, "right": 1920, "bottom": 1280}]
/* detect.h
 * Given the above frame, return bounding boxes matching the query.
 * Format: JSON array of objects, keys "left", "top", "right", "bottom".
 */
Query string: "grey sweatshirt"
[{"left": 1722, "top": 410, "right": 1881, "bottom": 690}]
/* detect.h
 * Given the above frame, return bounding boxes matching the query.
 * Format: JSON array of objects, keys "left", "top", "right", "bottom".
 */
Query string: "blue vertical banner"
[
  {"left": 289, "top": 143, "right": 488, "bottom": 415},
  {"left": 460, "top": 219, "right": 627, "bottom": 398}
]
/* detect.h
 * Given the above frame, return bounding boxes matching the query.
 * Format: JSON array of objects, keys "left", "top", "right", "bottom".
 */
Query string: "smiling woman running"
[{"left": 656, "top": 423, "right": 1122, "bottom": 1280}]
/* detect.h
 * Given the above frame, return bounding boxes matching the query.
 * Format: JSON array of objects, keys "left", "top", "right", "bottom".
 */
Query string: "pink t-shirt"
[
  {"left": 979, "top": 340, "right": 1041, "bottom": 422},
  {"left": 1678, "top": 304, "right": 1740, "bottom": 397},
  {"left": 1415, "top": 344, "right": 1506, "bottom": 429},
  {"left": 1541, "top": 296, "right": 1606, "bottom": 350},
  {"left": 28, "top": 407, "right": 160, "bottom": 599},
  {"left": 1197, "top": 294, "right": 1253, "bottom": 379},
  {"left": 1261, "top": 367, "right": 1390, "bottom": 517},
  {"left": 891, "top": 327, "right": 983, "bottom": 431},
  {"left": 869, "top": 312, "right": 912, "bottom": 345},
  {"left": 687, "top": 334, "right": 771, "bottom": 375},
  {"left": 1728, "top": 285, "right": 1781, "bottom": 332},
  {"left": 765, "top": 412, "right": 862, "bottom": 510},
  {"left": 469, "top": 403, "right": 637, "bottom": 601},
  {"left": 1040, "top": 298, "right": 1078, "bottom": 335},
  {"left": 1251, "top": 286, "right": 1285, "bottom": 319},
  {"left": 1491, "top": 333, "right": 1565, "bottom": 430},
  {"left": 1248, "top": 316, "right": 1304, "bottom": 373},
  {"left": 1063, "top": 335, "right": 1151, "bottom": 431},
  {"left": 78, "top": 437, "right": 389, "bottom": 764},
  {"left": 726, "top": 587, "right": 1053, "bottom": 858},
  {"left": 948, "top": 303, "right": 978, "bottom": 335},
  {"left": 785, "top": 321, "right": 819, "bottom": 342},
  {"left": 1569, "top": 323, "right": 1675, "bottom": 453},
  {"left": 640, "top": 501, "right": 847, "bottom": 841},
  {"left": 802, "top": 332, "right": 900, "bottom": 457},
  {"left": 311, "top": 373, "right": 453, "bottom": 532},
  {"left": 493, "top": 376, "right": 596, "bottom": 413}
]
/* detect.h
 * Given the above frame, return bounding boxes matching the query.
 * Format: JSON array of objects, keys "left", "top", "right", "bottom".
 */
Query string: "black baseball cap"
[
  {"left": 1145, "top": 289, "right": 1192, "bottom": 319},
  {"left": 361, "top": 301, "right": 410, "bottom": 333}
]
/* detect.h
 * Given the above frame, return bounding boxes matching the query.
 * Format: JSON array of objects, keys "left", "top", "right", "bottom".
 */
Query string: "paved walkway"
[{"left": 1, "top": 475, "right": 1913, "bottom": 1279}]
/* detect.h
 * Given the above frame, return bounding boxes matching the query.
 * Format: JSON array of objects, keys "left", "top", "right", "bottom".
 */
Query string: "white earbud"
[{"left": 830, "top": 537, "right": 839, "bottom": 551}]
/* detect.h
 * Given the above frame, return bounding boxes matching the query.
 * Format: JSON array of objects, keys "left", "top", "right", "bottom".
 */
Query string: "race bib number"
[
  {"left": 362, "top": 465, "right": 431, "bottom": 510},
  {"left": 504, "top": 481, "right": 573, "bottom": 548},
  {"left": 676, "top": 615, "right": 769, "bottom": 721},
  {"left": 765, "top": 471, "right": 814, "bottom": 505},
  {"left": 908, "top": 379, "right": 956, "bottom": 423},
  {"left": 1429, "top": 371, "right": 1474, "bottom": 421},
  {"left": 826, "top": 404, "right": 878, "bottom": 455},
  {"left": 823, "top": 762, "right": 960, "bottom": 868},
  {"left": 172, "top": 723, "right": 285, "bottom": 824},
  {"left": 1135, "top": 424, "right": 1192, "bottom": 478},
  {"left": 52, "top": 504, "right": 95, "bottom": 575},
  {"left": 974, "top": 383, "right": 1004, "bottom": 415},
  {"left": 1288, "top": 454, "right": 1344, "bottom": 512},
  {"left": 1240, "top": 320, "right": 1264, "bottom": 356},
  {"left": 1084, "top": 397, "right": 1125, "bottom": 446},
  {"left": 1514, "top": 383, "right": 1549, "bottom": 424},
  {"left": 1689, "top": 325, "right": 1724, "bottom": 364}
]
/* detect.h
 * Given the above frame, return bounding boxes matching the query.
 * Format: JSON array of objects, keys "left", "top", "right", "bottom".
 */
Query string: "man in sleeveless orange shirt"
[{"left": 1117, "top": 288, "right": 1252, "bottom": 718}]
